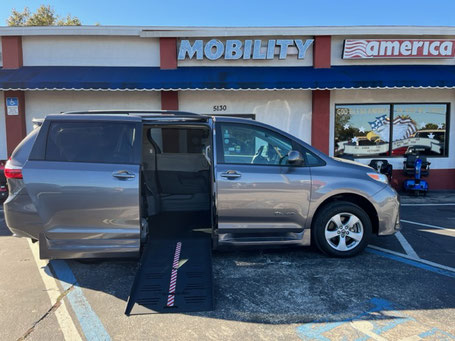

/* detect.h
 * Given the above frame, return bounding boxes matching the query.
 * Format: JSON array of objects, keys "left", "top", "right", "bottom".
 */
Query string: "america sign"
[{"left": 343, "top": 39, "right": 455, "bottom": 59}]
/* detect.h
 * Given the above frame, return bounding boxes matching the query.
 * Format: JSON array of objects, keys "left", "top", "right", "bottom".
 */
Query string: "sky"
[{"left": 1, "top": 0, "right": 455, "bottom": 27}]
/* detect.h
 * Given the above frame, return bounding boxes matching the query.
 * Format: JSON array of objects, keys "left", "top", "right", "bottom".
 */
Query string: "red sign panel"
[{"left": 343, "top": 39, "right": 455, "bottom": 59}]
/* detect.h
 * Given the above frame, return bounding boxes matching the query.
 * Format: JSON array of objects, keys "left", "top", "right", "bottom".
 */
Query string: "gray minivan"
[{"left": 4, "top": 111, "right": 400, "bottom": 259}]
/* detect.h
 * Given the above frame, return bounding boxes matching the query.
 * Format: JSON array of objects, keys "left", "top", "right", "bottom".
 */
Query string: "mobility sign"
[
  {"left": 6, "top": 97, "right": 19, "bottom": 116},
  {"left": 178, "top": 39, "right": 313, "bottom": 61},
  {"left": 343, "top": 39, "right": 455, "bottom": 59}
]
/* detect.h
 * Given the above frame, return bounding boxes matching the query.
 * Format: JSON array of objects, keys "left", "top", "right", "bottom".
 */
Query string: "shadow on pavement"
[
  {"left": 48, "top": 245, "right": 455, "bottom": 326},
  {"left": 0, "top": 214, "right": 12, "bottom": 236}
]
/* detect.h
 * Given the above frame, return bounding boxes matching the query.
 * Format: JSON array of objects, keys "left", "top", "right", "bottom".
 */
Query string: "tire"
[{"left": 313, "top": 201, "right": 372, "bottom": 257}]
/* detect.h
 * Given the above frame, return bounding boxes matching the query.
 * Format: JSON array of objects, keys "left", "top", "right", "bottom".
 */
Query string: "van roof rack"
[{"left": 61, "top": 110, "right": 204, "bottom": 118}]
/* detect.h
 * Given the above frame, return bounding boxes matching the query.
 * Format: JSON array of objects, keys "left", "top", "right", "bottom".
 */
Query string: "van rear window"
[{"left": 45, "top": 122, "right": 138, "bottom": 164}]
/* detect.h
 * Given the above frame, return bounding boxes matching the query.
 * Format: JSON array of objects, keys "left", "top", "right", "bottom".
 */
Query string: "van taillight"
[{"left": 4, "top": 159, "right": 23, "bottom": 179}]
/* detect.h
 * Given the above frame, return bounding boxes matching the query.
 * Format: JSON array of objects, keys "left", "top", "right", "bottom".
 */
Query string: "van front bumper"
[{"left": 372, "top": 185, "right": 401, "bottom": 236}]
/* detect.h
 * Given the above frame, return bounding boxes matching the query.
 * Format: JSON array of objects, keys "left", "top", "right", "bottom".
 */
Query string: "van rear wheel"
[{"left": 313, "top": 202, "right": 372, "bottom": 257}]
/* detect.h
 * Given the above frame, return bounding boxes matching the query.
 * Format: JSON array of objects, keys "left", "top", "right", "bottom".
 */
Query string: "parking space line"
[
  {"left": 27, "top": 240, "right": 82, "bottom": 341},
  {"left": 419, "top": 228, "right": 455, "bottom": 237},
  {"left": 395, "top": 231, "right": 419, "bottom": 258},
  {"left": 401, "top": 219, "right": 454, "bottom": 231},
  {"left": 50, "top": 260, "right": 111, "bottom": 341},
  {"left": 28, "top": 239, "right": 111, "bottom": 341},
  {"left": 349, "top": 320, "right": 388, "bottom": 341},
  {"left": 401, "top": 203, "right": 455, "bottom": 206},
  {"left": 367, "top": 245, "right": 455, "bottom": 278}
]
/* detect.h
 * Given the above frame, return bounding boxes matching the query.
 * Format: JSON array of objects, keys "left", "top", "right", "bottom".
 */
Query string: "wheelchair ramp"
[{"left": 125, "top": 235, "right": 214, "bottom": 315}]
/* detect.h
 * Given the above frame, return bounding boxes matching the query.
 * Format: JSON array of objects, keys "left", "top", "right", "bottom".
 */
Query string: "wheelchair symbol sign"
[{"left": 6, "top": 97, "right": 19, "bottom": 116}]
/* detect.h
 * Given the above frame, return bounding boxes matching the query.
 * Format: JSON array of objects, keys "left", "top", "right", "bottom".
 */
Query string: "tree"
[
  {"left": 7, "top": 8, "right": 30, "bottom": 26},
  {"left": 7, "top": 5, "right": 81, "bottom": 26},
  {"left": 424, "top": 123, "right": 438, "bottom": 130},
  {"left": 335, "top": 108, "right": 362, "bottom": 143}
]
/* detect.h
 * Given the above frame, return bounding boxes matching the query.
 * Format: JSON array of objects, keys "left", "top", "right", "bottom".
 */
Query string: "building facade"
[{"left": 0, "top": 26, "right": 454, "bottom": 189}]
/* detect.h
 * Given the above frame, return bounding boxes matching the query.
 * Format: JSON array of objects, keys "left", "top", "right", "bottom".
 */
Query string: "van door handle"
[
  {"left": 113, "top": 170, "right": 136, "bottom": 180},
  {"left": 220, "top": 170, "right": 241, "bottom": 179}
]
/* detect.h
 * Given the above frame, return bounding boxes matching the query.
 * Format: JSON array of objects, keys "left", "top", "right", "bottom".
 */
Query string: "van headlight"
[{"left": 367, "top": 172, "right": 389, "bottom": 184}]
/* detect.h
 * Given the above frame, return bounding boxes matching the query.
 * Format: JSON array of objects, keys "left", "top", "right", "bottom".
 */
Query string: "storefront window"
[
  {"left": 335, "top": 104, "right": 391, "bottom": 158},
  {"left": 392, "top": 104, "right": 447, "bottom": 156},
  {"left": 334, "top": 103, "right": 449, "bottom": 158}
]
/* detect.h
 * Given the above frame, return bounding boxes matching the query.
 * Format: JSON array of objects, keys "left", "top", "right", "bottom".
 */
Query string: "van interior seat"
[
  {"left": 155, "top": 153, "right": 210, "bottom": 212},
  {"left": 156, "top": 153, "right": 209, "bottom": 192},
  {"left": 142, "top": 141, "right": 211, "bottom": 215}
]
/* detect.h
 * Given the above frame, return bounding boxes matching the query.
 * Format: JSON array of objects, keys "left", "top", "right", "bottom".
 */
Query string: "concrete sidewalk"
[
  {"left": 398, "top": 190, "right": 455, "bottom": 204},
  {"left": 0, "top": 233, "right": 65, "bottom": 341}
]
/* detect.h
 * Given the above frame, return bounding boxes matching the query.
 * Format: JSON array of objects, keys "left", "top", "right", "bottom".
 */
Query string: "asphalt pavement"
[{"left": 0, "top": 191, "right": 454, "bottom": 340}]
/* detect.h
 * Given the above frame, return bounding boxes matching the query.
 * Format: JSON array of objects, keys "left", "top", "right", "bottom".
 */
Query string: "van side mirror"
[{"left": 287, "top": 150, "right": 304, "bottom": 166}]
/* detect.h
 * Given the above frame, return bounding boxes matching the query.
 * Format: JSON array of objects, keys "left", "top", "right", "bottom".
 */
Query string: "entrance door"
[
  {"left": 22, "top": 116, "right": 142, "bottom": 259},
  {"left": 214, "top": 121, "right": 311, "bottom": 235}
]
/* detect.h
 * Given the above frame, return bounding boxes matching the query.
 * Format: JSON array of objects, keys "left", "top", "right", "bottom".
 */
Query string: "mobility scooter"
[{"left": 402, "top": 147, "right": 430, "bottom": 196}]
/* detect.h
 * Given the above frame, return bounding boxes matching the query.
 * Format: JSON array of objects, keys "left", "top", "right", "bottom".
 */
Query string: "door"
[
  {"left": 214, "top": 121, "right": 311, "bottom": 235},
  {"left": 22, "top": 117, "right": 142, "bottom": 259}
]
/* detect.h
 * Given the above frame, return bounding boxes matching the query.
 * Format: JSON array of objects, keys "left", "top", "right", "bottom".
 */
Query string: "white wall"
[
  {"left": 332, "top": 36, "right": 455, "bottom": 66},
  {"left": 23, "top": 36, "right": 160, "bottom": 66},
  {"left": 0, "top": 92, "right": 7, "bottom": 159},
  {"left": 25, "top": 91, "right": 161, "bottom": 132},
  {"left": 330, "top": 89, "right": 455, "bottom": 170},
  {"left": 179, "top": 90, "right": 312, "bottom": 143},
  {"left": 178, "top": 36, "right": 313, "bottom": 67}
]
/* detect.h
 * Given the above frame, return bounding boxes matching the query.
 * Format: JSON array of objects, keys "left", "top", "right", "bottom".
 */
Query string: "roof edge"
[{"left": 0, "top": 25, "right": 454, "bottom": 37}]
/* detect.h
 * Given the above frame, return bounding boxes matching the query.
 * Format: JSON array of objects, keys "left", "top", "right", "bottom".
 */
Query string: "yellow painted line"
[{"left": 27, "top": 239, "right": 82, "bottom": 341}]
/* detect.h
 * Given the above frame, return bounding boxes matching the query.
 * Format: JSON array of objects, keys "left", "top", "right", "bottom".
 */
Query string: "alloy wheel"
[{"left": 324, "top": 212, "right": 364, "bottom": 252}]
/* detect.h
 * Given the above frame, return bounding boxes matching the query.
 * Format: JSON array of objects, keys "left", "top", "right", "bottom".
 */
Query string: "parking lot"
[{"left": 1, "top": 192, "right": 454, "bottom": 341}]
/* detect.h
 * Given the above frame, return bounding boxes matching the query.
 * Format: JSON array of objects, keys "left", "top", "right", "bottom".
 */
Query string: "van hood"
[{"left": 332, "top": 157, "right": 373, "bottom": 171}]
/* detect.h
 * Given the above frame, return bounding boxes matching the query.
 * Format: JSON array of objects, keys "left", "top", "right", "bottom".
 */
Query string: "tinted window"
[
  {"left": 45, "top": 122, "right": 138, "bottom": 164},
  {"left": 218, "top": 123, "right": 292, "bottom": 165}
]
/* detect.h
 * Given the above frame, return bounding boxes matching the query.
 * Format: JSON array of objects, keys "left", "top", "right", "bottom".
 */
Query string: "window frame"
[
  {"left": 334, "top": 102, "right": 450, "bottom": 159},
  {"left": 40, "top": 120, "right": 142, "bottom": 165}
]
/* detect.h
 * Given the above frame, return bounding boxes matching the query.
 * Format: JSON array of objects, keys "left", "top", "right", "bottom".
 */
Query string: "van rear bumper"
[{"left": 4, "top": 192, "right": 42, "bottom": 240}]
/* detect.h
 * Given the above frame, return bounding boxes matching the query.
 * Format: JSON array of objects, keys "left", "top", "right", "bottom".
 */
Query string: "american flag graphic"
[
  {"left": 391, "top": 116, "right": 417, "bottom": 140},
  {"left": 368, "top": 115, "right": 388, "bottom": 130},
  {"left": 370, "top": 116, "right": 417, "bottom": 142},
  {"left": 343, "top": 40, "right": 371, "bottom": 59}
]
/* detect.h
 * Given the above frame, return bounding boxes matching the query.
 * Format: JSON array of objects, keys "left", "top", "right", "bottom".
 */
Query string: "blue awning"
[{"left": 0, "top": 65, "right": 454, "bottom": 91}]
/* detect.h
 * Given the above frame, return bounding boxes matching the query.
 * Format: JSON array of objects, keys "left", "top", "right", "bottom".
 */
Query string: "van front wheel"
[{"left": 313, "top": 202, "right": 372, "bottom": 257}]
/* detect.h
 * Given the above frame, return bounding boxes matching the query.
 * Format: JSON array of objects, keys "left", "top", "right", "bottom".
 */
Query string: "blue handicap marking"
[
  {"left": 296, "top": 298, "right": 455, "bottom": 340},
  {"left": 6, "top": 97, "right": 18, "bottom": 107}
]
